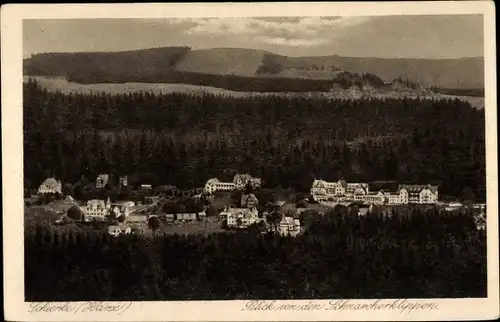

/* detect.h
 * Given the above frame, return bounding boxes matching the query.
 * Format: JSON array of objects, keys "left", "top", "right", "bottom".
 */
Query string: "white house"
[
  {"left": 473, "top": 203, "right": 486, "bottom": 210},
  {"left": 311, "top": 179, "right": 369, "bottom": 202},
  {"left": 220, "top": 206, "right": 260, "bottom": 228},
  {"left": 110, "top": 201, "right": 133, "bottom": 218},
  {"left": 310, "top": 179, "right": 340, "bottom": 201},
  {"left": 381, "top": 185, "right": 438, "bottom": 205},
  {"left": 118, "top": 176, "right": 128, "bottom": 187},
  {"left": 177, "top": 213, "right": 198, "bottom": 222},
  {"left": 108, "top": 225, "right": 132, "bottom": 237},
  {"left": 474, "top": 211, "right": 486, "bottom": 231},
  {"left": 278, "top": 216, "right": 301, "bottom": 237},
  {"left": 357, "top": 191, "right": 386, "bottom": 205},
  {"left": 444, "top": 202, "right": 463, "bottom": 212},
  {"left": 204, "top": 178, "right": 236, "bottom": 194},
  {"left": 382, "top": 187, "right": 409, "bottom": 205},
  {"left": 37, "top": 178, "right": 62, "bottom": 194},
  {"left": 82, "top": 198, "right": 111, "bottom": 221}
]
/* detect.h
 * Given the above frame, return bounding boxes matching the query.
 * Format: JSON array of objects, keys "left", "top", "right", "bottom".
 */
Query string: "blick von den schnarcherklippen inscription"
[{"left": 242, "top": 299, "right": 440, "bottom": 313}]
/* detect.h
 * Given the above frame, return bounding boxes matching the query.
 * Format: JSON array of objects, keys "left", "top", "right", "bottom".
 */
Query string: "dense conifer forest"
[
  {"left": 25, "top": 208, "right": 486, "bottom": 300},
  {"left": 23, "top": 79, "right": 486, "bottom": 201}
]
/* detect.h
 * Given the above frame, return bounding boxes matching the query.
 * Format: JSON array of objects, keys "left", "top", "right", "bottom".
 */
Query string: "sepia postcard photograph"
[{"left": 2, "top": 2, "right": 499, "bottom": 321}]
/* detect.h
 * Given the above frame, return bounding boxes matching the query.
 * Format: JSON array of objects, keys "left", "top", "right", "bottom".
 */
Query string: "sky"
[{"left": 23, "top": 15, "right": 484, "bottom": 59}]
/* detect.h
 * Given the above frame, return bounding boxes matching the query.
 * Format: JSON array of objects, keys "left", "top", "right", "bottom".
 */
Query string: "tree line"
[
  {"left": 25, "top": 207, "right": 486, "bottom": 301},
  {"left": 23, "top": 79, "right": 486, "bottom": 200}
]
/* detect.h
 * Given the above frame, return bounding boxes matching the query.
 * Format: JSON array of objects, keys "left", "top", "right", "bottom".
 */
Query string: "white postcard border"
[{"left": 2, "top": 2, "right": 499, "bottom": 321}]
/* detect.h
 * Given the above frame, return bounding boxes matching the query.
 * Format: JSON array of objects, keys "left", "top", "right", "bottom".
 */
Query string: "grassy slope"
[
  {"left": 26, "top": 76, "right": 244, "bottom": 96},
  {"left": 174, "top": 48, "right": 268, "bottom": 76},
  {"left": 25, "top": 76, "right": 485, "bottom": 109}
]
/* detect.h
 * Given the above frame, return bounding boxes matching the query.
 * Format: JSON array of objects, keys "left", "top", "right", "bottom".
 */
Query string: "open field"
[
  {"left": 154, "top": 217, "right": 229, "bottom": 236},
  {"left": 25, "top": 76, "right": 485, "bottom": 109},
  {"left": 25, "top": 199, "right": 228, "bottom": 237}
]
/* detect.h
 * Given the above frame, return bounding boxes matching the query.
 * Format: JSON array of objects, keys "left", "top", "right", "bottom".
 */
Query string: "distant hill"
[
  {"left": 24, "top": 46, "right": 191, "bottom": 80},
  {"left": 255, "top": 54, "right": 483, "bottom": 90},
  {"left": 24, "top": 46, "right": 484, "bottom": 92}
]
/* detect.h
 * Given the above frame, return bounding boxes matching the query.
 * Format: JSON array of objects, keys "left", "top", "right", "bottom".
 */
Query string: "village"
[{"left": 26, "top": 173, "right": 487, "bottom": 238}]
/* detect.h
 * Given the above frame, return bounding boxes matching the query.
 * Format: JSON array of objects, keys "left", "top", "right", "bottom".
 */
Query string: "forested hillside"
[
  {"left": 23, "top": 79, "right": 485, "bottom": 200},
  {"left": 25, "top": 209, "right": 486, "bottom": 300},
  {"left": 24, "top": 47, "right": 191, "bottom": 80}
]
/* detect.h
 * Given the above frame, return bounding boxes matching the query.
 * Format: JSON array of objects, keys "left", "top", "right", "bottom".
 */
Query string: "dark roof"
[
  {"left": 398, "top": 184, "right": 439, "bottom": 193},
  {"left": 241, "top": 193, "right": 258, "bottom": 206}
]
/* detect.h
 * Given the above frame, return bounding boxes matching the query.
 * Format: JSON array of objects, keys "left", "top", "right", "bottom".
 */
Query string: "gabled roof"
[
  {"left": 398, "top": 184, "right": 439, "bottom": 193},
  {"left": 312, "top": 179, "right": 325, "bottom": 188},
  {"left": 281, "top": 216, "right": 295, "bottom": 225},
  {"left": 126, "top": 214, "right": 147, "bottom": 222},
  {"left": 352, "top": 184, "right": 369, "bottom": 194},
  {"left": 40, "top": 178, "right": 61, "bottom": 188},
  {"left": 226, "top": 207, "right": 257, "bottom": 218},
  {"left": 206, "top": 178, "right": 221, "bottom": 185},
  {"left": 233, "top": 173, "right": 253, "bottom": 183},
  {"left": 97, "top": 174, "right": 109, "bottom": 183},
  {"left": 86, "top": 199, "right": 107, "bottom": 208}
]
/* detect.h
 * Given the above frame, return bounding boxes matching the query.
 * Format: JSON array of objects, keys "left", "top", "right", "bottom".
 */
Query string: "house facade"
[
  {"left": 277, "top": 216, "right": 301, "bottom": 237},
  {"left": 356, "top": 191, "right": 386, "bottom": 205},
  {"left": 220, "top": 207, "right": 260, "bottom": 228},
  {"left": 82, "top": 199, "right": 111, "bottom": 221},
  {"left": 108, "top": 225, "right": 132, "bottom": 237},
  {"left": 241, "top": 193, "right": 259, "bottom": 209},
  {"left": 311, "top": 179, "right": 438, "bottom": 205},
  {"left": 385, "top": 189, "right": 407, "bottom": 205},
  {"left": 398, "top": 184, "right": 438, "bottom": 204},
  {"left": 125, "top": 214, "right": 148, "bottom": 229},
  {"left": 233, "top": 174, "right": 262, "bottom": 190},
  {"left": 204, "top": 174, "right": 262, "bottom": 195},
  {"left": 177, "top": 213, "right": 198, "bottom": 222},
  {"left": 109, "top": 202, "right": 133, "bottom": 218},
  {"left": 96, "top": 174, "right": 109, "bottom": 189},
  {"left": 474, "top": 212, "right": 486, "bottom": 231},
  {"left": 204, "top": 178, "right": 236, "bottom": 194},
  {"left": 37, "top": 178, "right": 62, "bottom": 194},
  {"left": 145, "top": 196, "right": 160, "bottom": 204},
  {"left": 118, "top": 176, "right": 128, "bottom": 187},
  {"left": 311, "top": 179, "right": 369, "bottom": 202}
]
